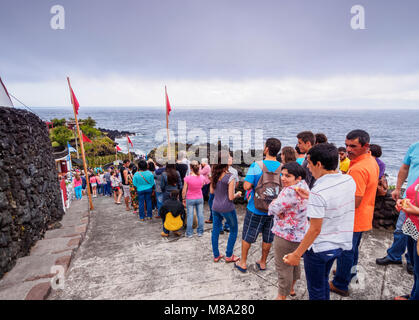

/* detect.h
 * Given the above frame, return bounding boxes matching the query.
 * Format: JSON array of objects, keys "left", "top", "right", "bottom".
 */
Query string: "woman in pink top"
[
  {"left": 73, "top": 173, "right": 83, "bottom": 200},
  {"left": 200, "top": 158, "right": 211, "bottom": 200},
  {"left": 182, "top": 160, "right": 205, "bottom": 238},
  {"left": 90, "top": 174, "right": 98, "bottom": 198}
]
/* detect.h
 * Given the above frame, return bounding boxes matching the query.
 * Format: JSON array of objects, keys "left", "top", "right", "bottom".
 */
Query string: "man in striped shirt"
[{"left": 283, "top": 143, "right": 356, "bottom": 300}]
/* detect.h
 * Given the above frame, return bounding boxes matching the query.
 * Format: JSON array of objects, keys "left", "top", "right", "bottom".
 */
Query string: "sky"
[{"left": 1, "top": 0, "right": 419, "bottom": 109}]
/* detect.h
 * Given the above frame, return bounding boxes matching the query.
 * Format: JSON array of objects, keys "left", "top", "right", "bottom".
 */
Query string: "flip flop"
[
  {"left": 225, "top": 255, "right": 240, "bottom": 263},
  {"left": 256, "top": 262, "right": 266, "bottom": 271},
  {"left": 234, "top": 262, "right": 247, "bottom": 273},
  {"left": 213, "top": 255, "right": 224, "bottom": 262},
  {"left": 394, "top": 294, "right": 410, "bottom": 300}
]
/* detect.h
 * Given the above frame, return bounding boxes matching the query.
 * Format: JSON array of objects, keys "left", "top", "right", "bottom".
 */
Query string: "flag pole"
[
  {"left": 126, "top": 134, "right": 131, "bottom": 162},
  {"left": 67, "top": 77, "right": 94, "bottom": 211},
  {"left": 73, "top": 126, "right": 80, "bottom": 159},
  {"left": 165, "top": 86, "right": 171, "bottom": 162}
]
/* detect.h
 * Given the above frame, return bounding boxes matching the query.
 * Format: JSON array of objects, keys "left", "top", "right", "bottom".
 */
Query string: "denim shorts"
[{"left": 242, "top": 209, "right": 274, "bottom": 244}]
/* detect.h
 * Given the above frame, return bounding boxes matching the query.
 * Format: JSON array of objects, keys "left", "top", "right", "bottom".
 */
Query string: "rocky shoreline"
[{"left": 97, "top": 128, "right": 135, "bottom": 141}]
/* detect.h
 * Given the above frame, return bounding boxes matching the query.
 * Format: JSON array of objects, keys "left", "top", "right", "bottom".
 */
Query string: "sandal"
[
  {"left": 225, "top": 255, "right": 240, "bottom": 263},
  {"left": 394, "top": 294, "right": 410, "bottom": 300},
  {"left": 214, "top": 255, "right": 224, "bottom": 262},
  {"left": 234, "top": 262, "right": 247, "bottom": 273}
]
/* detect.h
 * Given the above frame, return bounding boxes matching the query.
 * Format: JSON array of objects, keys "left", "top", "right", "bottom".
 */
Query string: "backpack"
[
  {"left": 253, "top": 161, "right": 282, "bottom": 213},
  {"left": 164, "top": 212, "right": 183, "bottom": 231}
]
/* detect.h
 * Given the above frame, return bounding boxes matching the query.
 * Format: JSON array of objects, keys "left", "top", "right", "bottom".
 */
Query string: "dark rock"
[{"left": 0, "top": 107, "right": 65, "bottom": 279}]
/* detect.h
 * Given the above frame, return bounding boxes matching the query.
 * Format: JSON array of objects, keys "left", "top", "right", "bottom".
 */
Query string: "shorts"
[
  {"left": 122, "top": 185, "right": 131, "bottom": 199},
  {"left": 242, "top": 209, "right": 274, "bottom": 244},
  {"left": 91, "top": 183, "right": 97, "bottom": 187},
  {"left": 112, "top": 186, "right": 120, "bottom": 192}
]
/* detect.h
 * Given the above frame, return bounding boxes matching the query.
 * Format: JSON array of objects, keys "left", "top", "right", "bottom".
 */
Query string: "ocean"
[{"left": 31, "top": 107, "right": 419, "bottom": 186}]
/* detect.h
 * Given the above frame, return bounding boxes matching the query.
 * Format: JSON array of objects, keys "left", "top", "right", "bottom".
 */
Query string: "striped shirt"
[{"left": 307, "top": 173, "right": 356, "bottom": 253}]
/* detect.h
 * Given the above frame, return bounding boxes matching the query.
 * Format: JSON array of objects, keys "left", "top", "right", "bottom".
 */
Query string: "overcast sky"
[{"left": 1, "top": 0, "right": 419, "bottom": 109}]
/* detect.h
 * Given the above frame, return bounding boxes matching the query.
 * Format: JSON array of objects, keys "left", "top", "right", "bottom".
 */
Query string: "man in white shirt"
[
  {"left": 179, "top": 150, "right": 190, "bottom": 176},
  {"left": 284, "top": 143, "right": 356, "bottom": 300}
]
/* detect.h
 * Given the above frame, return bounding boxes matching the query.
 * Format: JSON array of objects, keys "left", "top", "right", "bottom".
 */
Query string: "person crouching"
[{"left": 160, "top": 190, "right": 185, "bottom": 237}]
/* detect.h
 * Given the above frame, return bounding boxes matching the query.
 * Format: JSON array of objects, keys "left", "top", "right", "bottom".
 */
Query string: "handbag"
[{"left": 164, "top": 212, "right": 183, "bottom": 231}]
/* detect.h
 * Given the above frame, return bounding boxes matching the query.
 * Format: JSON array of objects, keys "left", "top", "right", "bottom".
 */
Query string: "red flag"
[
  {"left": 116, "top": 145, "right": 122, "bottom": 152},
  {"left": 127, "top": 135, "right": 133, "bottom": 147},
  {"left": 68, "top": 79, "right": 80, "bottom": 115},
  {"left": 165, "top": 86, "right": 171, "bottom": 116},
  {"left": 82, "top": 132, "right": 92, "bottom": 143}
]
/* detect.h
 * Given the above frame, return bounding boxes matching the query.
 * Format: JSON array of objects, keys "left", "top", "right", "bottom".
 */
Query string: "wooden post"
[
  {"left": 126, "top": 135, "right": 131, "bottom": 162},
  {"left": 67, "top": 77, "right": 94, "bottom": 211}
]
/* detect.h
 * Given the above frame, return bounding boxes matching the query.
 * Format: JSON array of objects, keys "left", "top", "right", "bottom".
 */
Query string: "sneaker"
[
  {"left": 198, "top": 233, "right": 203, "bottom": 237},
  {"left": 139, "top": 218, "right": 145, "bottom": 222},
  {"left": 173, "top": 231, "right": 182, "bottom": 236},
  {"left": 161, "top": 232, "right": 169, "bottom": 237},
  {"left": 223, "top": 228, "right": 230, "bottom": 233},
  {"left": 186, "top": 234, "right": 193, "bottom": 238}
]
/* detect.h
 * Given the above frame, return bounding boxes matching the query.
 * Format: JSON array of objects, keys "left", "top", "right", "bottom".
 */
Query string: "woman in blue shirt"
[{"left": 133, "top": 160, "right": 155, "bottom": 221}]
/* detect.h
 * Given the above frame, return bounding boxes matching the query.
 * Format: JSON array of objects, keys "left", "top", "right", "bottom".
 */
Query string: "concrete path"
[
  {"left": 0, "top": 198, "right": 90, "bottom": 300},
  {"left": 47, "top": 195, "right": 414, "bottom": 300}
]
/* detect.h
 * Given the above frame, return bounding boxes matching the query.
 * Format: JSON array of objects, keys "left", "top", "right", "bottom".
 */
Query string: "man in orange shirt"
[{"left": 330, "top": 130, "right": 379, "bottom": 297}]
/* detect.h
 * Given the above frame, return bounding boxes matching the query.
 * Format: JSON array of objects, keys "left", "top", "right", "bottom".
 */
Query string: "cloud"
[{"left": 6, "top": 73, "right": 419, "bottom": 109}]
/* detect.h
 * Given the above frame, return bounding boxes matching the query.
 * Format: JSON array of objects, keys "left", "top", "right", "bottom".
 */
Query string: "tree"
[
  {"left": 50, "top": 126, "right": 73, "bottom": 147},
  {"left": 51, "top": 118, "right": 66, "bottom": 127},
  {"left": 79, "top": 116, "right": 96, "bottom": 128}
]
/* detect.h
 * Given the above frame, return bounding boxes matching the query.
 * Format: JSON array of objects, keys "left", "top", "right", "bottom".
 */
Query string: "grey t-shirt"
[{"left": 212, "top": 173, "right": 235, "bottom": 213}]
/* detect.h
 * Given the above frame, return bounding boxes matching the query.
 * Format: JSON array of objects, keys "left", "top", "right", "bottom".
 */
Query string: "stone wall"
[
  {"left": 0, "top": 107, "right": 65, "bottom": 279},
  {"left": 373, "top": 191, "right": 399, "bottom": 230}
]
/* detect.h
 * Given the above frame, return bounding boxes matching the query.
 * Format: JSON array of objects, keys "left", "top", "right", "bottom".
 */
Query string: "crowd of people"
[{"left": 70, "top": 131, "right": 419, "bottom": 301}]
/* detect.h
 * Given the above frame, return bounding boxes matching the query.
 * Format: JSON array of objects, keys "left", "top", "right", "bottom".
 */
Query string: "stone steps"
[{"left": 0, "top": 197, "right": 91, "bottom": 300}]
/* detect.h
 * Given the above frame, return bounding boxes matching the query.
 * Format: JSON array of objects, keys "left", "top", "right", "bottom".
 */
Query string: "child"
[
  {"left": 90, "top": 173, "right": 98, "bottom": 198},
  {"left": 159, "top": 190, "right": 185, "bottom": 237},
  {"left": 111, "top": 170, "right": 122, "bottom": 204},
  {"left": 268, "top": 161, "right": 309, "bottom": 300}
]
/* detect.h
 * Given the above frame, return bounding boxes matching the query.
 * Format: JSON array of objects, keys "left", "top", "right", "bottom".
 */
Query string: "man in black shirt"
[{"left": 297, "top": 131, "right": 316, "bottom": 189}]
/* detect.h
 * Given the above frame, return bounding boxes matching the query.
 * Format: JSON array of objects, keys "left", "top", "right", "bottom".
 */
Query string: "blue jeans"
[
  {"left": 332, "top": 232, "right": 363, "bottom": 292},
  {"left": 138, "top": 188, "right": 153, "bottom": 219},
  {"left": 186, "top": 198, "right": 204, "bottom": 236},
  {"left": 386, "top": 211, "right": 411, "bottom": 264},
  {"left": 211, "top": 210, "right": 238, "bottom": 258},
  {"left": 156, "top": 192, "right": 163, "bottom": 211},
  {"left": 98, "top": 183, "right": 104, "bottom": 195},
  {"left": 208, "top": 193, "right": 214, "bottom": 221},
  {"left": 74, "top": 186, "right": 82, "bottom": 199},
  {"left": 208, "top": 193, "right": 229, "bottom": 229},
  {"left": 304, "top": 248, "right": 343, "bottom": 300},
  {"left": 406, "top": 236, "right": 419, "bottom": 300},
  {"left": 106, "top": 181, "right": 112, "bottom": 196}
]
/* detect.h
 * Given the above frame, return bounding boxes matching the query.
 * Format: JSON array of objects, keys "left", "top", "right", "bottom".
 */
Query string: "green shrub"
[
  {"left": 50, "top": 126, "right": 73, "bottom": 147},
  {"left": 51, "top": 118, "right": 66, "bottom": 127}
]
